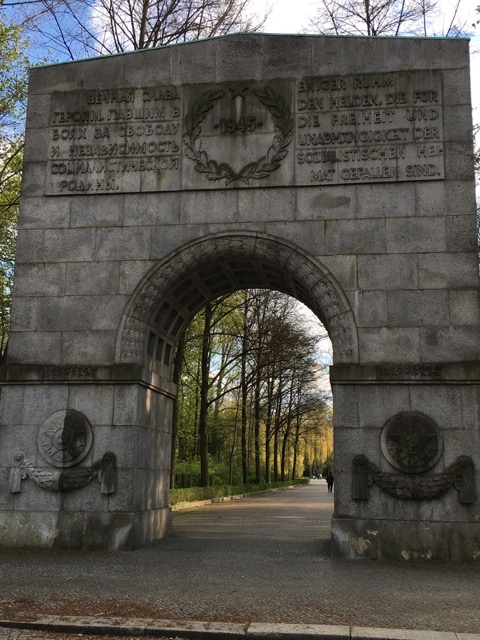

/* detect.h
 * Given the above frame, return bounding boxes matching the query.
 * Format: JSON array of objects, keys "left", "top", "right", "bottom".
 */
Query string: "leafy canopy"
[{"left": 0, "top": 18, "right": 29, "bottom": 356}]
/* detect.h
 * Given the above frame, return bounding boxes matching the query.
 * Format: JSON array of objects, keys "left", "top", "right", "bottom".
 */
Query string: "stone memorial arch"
[{"left": 0, "top": 34, "right": 479, "bottom": 560}]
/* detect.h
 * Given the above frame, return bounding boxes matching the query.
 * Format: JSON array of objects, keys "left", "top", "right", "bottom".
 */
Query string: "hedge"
[{"left": 169, "top": 478, "right": 310, "bottom": 505}]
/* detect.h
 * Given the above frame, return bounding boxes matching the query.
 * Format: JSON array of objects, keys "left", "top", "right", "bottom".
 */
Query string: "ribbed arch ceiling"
[
  {"left": 147, "top": 257, "right": 313, "bottom": 372},
  {"left": 117, "top": 233, "right": 358, "bottom": 372}
]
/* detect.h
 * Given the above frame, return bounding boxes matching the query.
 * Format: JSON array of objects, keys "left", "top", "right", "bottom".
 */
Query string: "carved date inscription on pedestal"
[{"left": 45, "top": 70, "right": 444, "bottom": 194}]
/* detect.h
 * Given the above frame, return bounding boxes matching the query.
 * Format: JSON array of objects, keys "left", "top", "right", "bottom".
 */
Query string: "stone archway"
[
  {"left": 108, "top": 232, "right": 355, "bottom": 550},
  {"left": 1, "top": 33, "right": 479, "bottom": 559}
]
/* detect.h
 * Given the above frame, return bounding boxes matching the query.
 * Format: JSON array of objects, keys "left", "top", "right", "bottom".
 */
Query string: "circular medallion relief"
[
  {"left": 380, "top": 411, "right": 442, "bottom": 474},
  {"left": 38, "top": 410, "right": 93, "bottom": 468}
]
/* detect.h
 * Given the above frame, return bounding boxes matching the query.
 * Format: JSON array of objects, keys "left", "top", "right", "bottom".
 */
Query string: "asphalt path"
[{"left": 1, "top": 482, "right": 479, "bottom": 634}]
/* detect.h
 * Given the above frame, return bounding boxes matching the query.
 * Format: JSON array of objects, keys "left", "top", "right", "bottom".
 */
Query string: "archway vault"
[{"left": 116, "top": 232, "right": 359, "bottom": 373}]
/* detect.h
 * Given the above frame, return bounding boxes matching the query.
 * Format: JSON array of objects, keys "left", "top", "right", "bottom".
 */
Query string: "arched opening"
[{"left": 115, "top": 232, "right": 358, "bottom": 546}]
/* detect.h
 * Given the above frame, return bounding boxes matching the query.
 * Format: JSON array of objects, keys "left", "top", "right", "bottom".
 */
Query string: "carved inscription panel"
[
  {"left": 48, "top": 86, "right": 182, "bottom": 194},
  {"left": 295, "top": 71, "right": 444, "bottom": 185},
  {"left": 46, "top": 71, "right": 444, "bottom": 195}
]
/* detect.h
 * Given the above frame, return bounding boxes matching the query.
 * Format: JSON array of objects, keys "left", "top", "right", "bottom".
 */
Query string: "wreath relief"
[{"left": 183, "top": 85, "right": 293, "bottom": 185}]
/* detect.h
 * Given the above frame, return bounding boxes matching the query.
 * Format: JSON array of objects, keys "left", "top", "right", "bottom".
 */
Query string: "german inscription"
[
  {"left": 46, "top": 71, "right": 444, "bottom": 195},
  {"left": 296, "top": 70, "right": 444, "bottom": 185}
]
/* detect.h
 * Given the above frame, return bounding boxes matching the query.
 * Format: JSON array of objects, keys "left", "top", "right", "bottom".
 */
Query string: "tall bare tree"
[{"left": 307, "top": 0, "right": 469, "bottom": 37}]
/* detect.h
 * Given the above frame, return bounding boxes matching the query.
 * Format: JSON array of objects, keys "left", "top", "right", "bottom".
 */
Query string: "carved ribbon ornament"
[
  {"left": 352, "top": 454, "right": 475, "bottom": 504},
  {"left": 9, "top": 451, "right": 116, "bottom": 494}
]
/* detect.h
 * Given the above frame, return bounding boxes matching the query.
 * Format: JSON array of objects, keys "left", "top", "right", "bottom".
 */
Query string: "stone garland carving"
[
  {"left": 9, "top": 451, "right": 116, "bottom": 494},
  {"left": 327, "top": 314, "right": 355, "bottom": 361},
  {"left": 353, "top": 411, "right": 475, "bottom": 504},
  {"left": 183, "top": 86, "right": 293, "bottom": 185},
  {"left": 352, "top": 454, "right": 475, "bottom": 504},
  {"left": 9, "top": 409, "right": 116, "bottom": 495}
]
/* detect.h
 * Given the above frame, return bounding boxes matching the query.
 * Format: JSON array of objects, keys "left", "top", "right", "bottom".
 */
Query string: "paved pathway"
[{"left": 1, "top": 482, "right": 479, "bottom": 635}]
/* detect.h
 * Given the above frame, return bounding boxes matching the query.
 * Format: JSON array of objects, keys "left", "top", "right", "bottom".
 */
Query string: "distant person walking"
[{"left": 326, "top": 472, "right": 334, "bottom": 492}]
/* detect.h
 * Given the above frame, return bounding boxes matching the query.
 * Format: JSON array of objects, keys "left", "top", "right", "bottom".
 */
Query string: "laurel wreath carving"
[{"left": 183, "top": 86, "right": 293, "bottom": 185}]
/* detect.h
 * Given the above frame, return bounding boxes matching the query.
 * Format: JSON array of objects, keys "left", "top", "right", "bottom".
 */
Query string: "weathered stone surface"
[
  {"left": 358, "top": 254, "right": 418, "bottom": 290},
  {"left": 386, "top": 218, "right": 446, "bottom": 254},
  {"left": 296, "top": 186, "right": 356, "bottom": 220},
  {"left": 95, "top": 227, "right": 152, "bottom": 262},
  {"left": 351, "top": 627, "right": 457, "bottom": 640},
  {"left": 446, "top": 215, "right": 478, "bottom": 252},
  {"left": 12, "top": 263, "right": 66, "bottom": 297},
  {"left": 14, "top": 229, "right": 44, "bottom": 264},
  {"left": 65, "top": 262, "right": 120, "bottom": 296},
  {"left": 356, "top": 183, "right": 416, "bottom": 218},
  {"left": 70, "top": 194, "right": 124, "bottom": 228},
  {"left": 449, "top": 290, "right": 480, "bottom": 325},
  {"left": 331, "top": 517, "right": 480, "bottom": 562},
  {"left": 7, "top": 332, "right": 62, "bottom": 365},
  {"left": 19, "top": 197, "right": 70, "bottom": 229},
  {"left": 248, "top": 622, "right": 350, "bottom": 639},
  {"left": 420, "top": 326, "right": 480, "bottom": 362},
  {"left": 386, "top": 290, "right": 449, "bottom": 327},
  {"left": 326, "top": 219, "right": 385, "bottom": 255},
  {"left": 44, "top": 229, "right": 96, "bottom": 262},
  {"left": 321, "top": 256, "right": 357, "bottom": 292},
  {"left": 60, "top": 331, "right": 117, "bottom": 365},
  {"left": 358, "top": 328, "right": 421, "bottom": 364},
  {"left": 123, "top": 192, "right": 181, "bottom": 227},
  {"left": 349, "top": 290, "right": 387, "bottom": 327},
  {"left": 0, "top": 34, "right": 478, "bottom": 558}
]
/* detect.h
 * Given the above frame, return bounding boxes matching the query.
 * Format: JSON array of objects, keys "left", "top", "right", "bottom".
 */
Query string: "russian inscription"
[
  {"left": 45, "top": 71, "right": 444, "bottom": 195},
  {"left": 47, "top": 86, "right": 182, "bottom": 195}
]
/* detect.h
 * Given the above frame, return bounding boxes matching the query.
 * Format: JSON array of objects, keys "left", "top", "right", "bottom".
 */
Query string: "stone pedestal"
[{"left": 0, "top": 367, "right": 174, "bottom": 550}]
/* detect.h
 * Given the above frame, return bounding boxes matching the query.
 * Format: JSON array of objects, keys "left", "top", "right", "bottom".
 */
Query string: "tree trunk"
[
  {"left": 229, "top": 396, "right": 240, "bottom": 485},
  {"left": 199, "top": 302, "right": 213, "bottom": 487},
  {"left": 264, "top": 375, "right": 274, "bottom": 483},
  {"left": 254, "top": 366, "right": 261, "bottom": 483},
  {"left": 273, "top": 383, "right": 282, "bottom": 482},
  {"left": 241, "top": 305, "right": 249, "bottom": 484},
  {"left": 291, "top": 409, "right": 301, "bottom": 481},
  {"left": 170, "top": 329, "right": 186, "bottom": 489}
]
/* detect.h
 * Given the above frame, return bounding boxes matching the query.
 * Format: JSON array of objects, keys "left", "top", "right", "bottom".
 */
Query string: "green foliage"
[
  {"left": 0, "top": 140, "right": 22, "bottom": 355},
  {"left": 0, "top": 22, "right": 27, "bottom": 125},
  {"left": 170, "top": 479, "right": 310, "bottom": 505},
  {"left": 0, "top": 20, "right": 29, "bottom": 356},
  {"left": 174, "top": 290, "right": 332, "bottom": 487}
]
